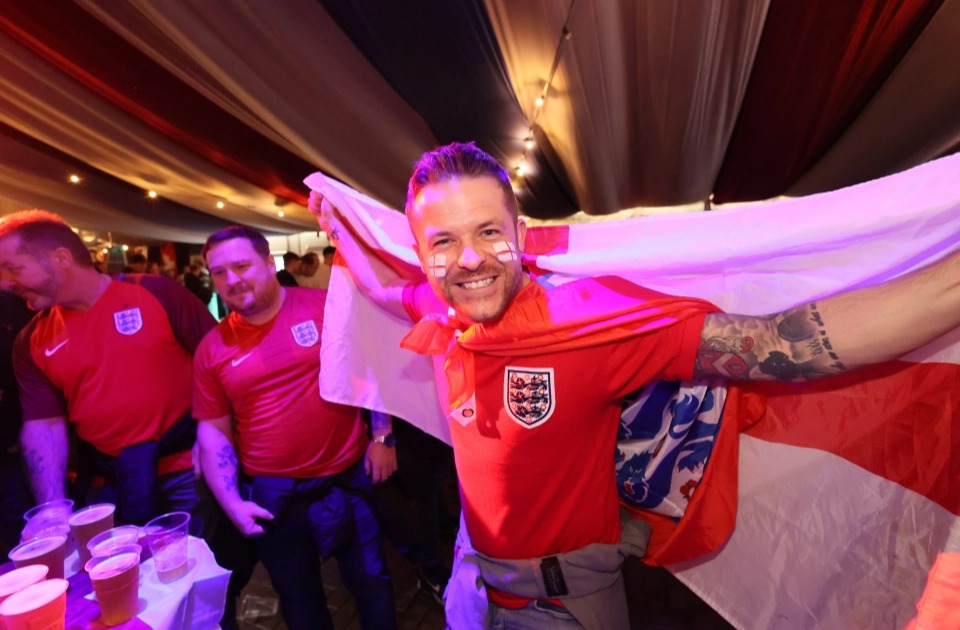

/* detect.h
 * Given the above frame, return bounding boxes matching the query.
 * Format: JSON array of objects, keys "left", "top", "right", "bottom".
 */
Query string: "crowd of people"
[
  {"left": 0, "top": 209, "right": 453, "bottom": 630},
  {"left": 0, "top": 141, "right": 958, "bottom": 630}
]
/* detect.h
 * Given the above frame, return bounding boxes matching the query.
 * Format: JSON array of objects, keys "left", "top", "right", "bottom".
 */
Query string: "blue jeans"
[
  {"left": 93, "top": 469, "right": 203, "bottom": 535},
  {"left": 244, "top": 459, "right": 395, "bottom": 630},
  {"left": 488, "top": 600, "right": 585, "bottom": 629}
]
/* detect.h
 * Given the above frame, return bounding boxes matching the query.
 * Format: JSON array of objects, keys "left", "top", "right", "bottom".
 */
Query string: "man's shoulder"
[
  {"left": 195, "top": 315, "right": 236, "bottom": 361},
  {"left": 285, "top": 286, "right": 327, "bottom": 308}
]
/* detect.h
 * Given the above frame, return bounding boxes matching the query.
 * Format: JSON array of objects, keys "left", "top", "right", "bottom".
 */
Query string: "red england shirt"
[
  {"left": 193, "top": 288, "right": 367, "bottom": 477},
  {"left": 14, "top": 276, "right": 214, "bottom": 474}
]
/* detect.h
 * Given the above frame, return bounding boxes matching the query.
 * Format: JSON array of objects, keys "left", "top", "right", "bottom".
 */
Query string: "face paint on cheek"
[
  {"left": 493, "top": 241, "right": 518, "bottom": 262},
  {"left": 427, "top": 254, "right": 447, "bottom": 278}
]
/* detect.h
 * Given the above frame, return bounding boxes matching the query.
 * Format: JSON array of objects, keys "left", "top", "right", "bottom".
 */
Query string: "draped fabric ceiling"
[{"left": 1, "top": 0, "right": 958, "bottom": 244}]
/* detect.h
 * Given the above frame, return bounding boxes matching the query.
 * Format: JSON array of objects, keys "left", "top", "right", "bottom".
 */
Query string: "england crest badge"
[
  {"left": 503, "top": 367, "right": 556, "bottom": 429},
  {"left": 291, "top": 320, "right": 319, "bottom": 347},
  {"left": 113, "top": 307, "right": 143, "bottom": 335}
]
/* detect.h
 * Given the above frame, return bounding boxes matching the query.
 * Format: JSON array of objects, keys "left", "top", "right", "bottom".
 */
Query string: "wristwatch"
[{"left": 373, "top": 433, "right": 396, "bottom": 447}]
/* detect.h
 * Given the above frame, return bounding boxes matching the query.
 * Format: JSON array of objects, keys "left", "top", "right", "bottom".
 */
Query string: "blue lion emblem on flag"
[{"left": 615, "top": 378, "right": 725, "bottom": 518}]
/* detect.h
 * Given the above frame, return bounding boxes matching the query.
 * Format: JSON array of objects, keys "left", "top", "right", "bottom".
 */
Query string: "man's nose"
[{"left": 458, "top": 245, "right": 483, "bottom": 271}]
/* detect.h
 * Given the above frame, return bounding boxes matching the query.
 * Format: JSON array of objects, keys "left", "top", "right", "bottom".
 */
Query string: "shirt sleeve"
[
  {"left": 191, "top": 335, "right": 233, "bottom": 421},
  {"left": 13, "top": 320, "right": 67, "bottom": 421},
  {"left": 606, "top": 311, "right": 708, "bottom": 400},
  {"left": 134, "top": 275, "right": 217, "bottom": 353}
]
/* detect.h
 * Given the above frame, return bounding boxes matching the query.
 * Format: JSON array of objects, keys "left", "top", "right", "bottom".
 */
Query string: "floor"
[{"left": 235, "top": 545, "right": 734, "bottom": 629}]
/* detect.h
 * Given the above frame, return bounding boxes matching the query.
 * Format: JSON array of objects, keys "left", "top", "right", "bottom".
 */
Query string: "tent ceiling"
[{"left": 0, "top": 0, "right": 957, "bottom": 243}]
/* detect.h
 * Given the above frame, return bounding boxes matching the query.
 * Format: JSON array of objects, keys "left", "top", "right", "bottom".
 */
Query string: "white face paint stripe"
[
  {"left": 493, "top": 241, "right": 518, "bottom": 262},
  {"left": 428, "top": 254, "right": 447, "bottom": 278}
]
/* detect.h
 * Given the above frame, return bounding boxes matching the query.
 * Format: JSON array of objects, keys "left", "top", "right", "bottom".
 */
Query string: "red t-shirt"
[
  {"left": 192, "top": 288, "right": 367, "bottom": 478},
  {"left": 404, "top": 279, "right": 705, "bottom": 558},
  {"left": 14, "top": 276, "right": 215, "bottom": 474}
]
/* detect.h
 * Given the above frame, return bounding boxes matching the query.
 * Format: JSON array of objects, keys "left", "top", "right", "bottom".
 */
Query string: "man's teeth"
[{"left": 461, "top": 278, "right": 495, "bottom": 289}]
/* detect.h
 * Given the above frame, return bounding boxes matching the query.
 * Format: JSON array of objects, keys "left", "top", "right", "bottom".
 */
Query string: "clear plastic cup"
[
  {"left": 8, "top": 535, "right": 68, "bottom": 580},
  {"left": 88, "top": 525, "right": 142, "bottom": 558},
  {"left": 0, "top": 578, "right": 69, "bottom": 630},
  {"left": 22, "top": 500, "right": 74, "bottom": 542},
  {"left": 0, "top": 565, "right": 48, "bottom": 605},
  {"left": 85, "top": 544, "right": 142, "bottom": 626},
  {"left": 143, "top": 512, "right": 190, "bottom": 583},
  {"left": 68, "top": 503, "right": 116, "bottom": 568}
]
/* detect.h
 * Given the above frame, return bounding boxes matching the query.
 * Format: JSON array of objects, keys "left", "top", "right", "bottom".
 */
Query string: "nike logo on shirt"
[
  {"left": 231, "top": 353, "right": 253, "bottom": 367},
  {"left": 44, "top": 340, "right": 68, "bottom": 357}
]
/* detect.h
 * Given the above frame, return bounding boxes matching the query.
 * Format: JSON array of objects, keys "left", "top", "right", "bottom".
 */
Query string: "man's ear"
[
  {"left": 516, "top": 218, "right": 527, "bottom": 254},
  {"left": 413, "top": 241, "right": 429, "bottom": 275},
  {"left": 50, "top": 247, "right": 73, "bottom": 269}
]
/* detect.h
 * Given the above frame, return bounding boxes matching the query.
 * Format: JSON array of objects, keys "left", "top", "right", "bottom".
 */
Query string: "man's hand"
[
  {"left": 308, "top": 191, "right": 340, "bottom": 239},
  {"left": 364, "top": 442, "right": 397, "bottom": 484},
  {"left": 223, "top": 500, "right": 274, "bottom": 537}
]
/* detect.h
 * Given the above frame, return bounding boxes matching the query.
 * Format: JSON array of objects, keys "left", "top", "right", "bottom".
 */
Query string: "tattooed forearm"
[
  {"left": 216, "top": 443, "right": 238, "bottom": 469},
  {"left": 696, "top": 303, "right": 848, "bottom": 382},
  {"left": 216, "top": 444, "right": 239, "bottom": 494}
]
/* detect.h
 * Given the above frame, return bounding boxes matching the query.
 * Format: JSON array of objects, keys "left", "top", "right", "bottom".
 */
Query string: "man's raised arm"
[
  {"left": 309, "top": 191, "right": 411, "bottom": 320},
  {"left": 696, "top": 250, "right": 960, "bottom": 381}
]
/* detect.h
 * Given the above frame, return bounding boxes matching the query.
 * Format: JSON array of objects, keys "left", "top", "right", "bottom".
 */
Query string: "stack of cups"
[
  {"left": 67, "top": 503, "right": 116, "bottom": 569},
  {"left": 143, "top": 512, "right": 191, "bottom": 583},
  {"left": 0, "top": 578, "right": 69, "bottom": 630},
  {"left": 8, "top": 499, "right": 75, "bottom": 581},
  {"left": 7, "top": 537, "right": 68, "bottom": 582},
  {"left": 9, "top": 499, "right": 76, "bottom": 581},
  {"left": 21, "top": 500, "right": 73, "bottom": 542},
  {"left": 85, "top": 544, "right": 143, "bottom": 626}
]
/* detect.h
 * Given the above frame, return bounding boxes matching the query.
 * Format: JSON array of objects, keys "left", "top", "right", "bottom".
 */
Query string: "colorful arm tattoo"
[{"left": 695, "top": 302, "right": 848, "bottom": 382}]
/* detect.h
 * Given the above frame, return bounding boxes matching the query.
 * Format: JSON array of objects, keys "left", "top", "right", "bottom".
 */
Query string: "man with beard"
[
  {"left": 193, "top": 225, "right": 396, "bottom": 630},
  {"left": 310, "top": 142, "right": 960, "bottom": 629},
  {"left": 0, "top": 210, "right": 253, "bottom": 629},
  {"left": 0, "top": 210, "right": 211, "bottom": 521}
]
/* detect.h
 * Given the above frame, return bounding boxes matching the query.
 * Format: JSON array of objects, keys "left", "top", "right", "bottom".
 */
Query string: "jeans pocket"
[
  {"left": 248, "top": 477, "right": 295, "bottom": 527},
  {"left": 307, "top": 487, "right": 354, "bottom": 558}
]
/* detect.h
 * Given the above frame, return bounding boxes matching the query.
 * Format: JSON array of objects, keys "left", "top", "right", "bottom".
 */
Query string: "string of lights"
[{"left": 513, "top": 0, "right": 577, "bottom": 186}]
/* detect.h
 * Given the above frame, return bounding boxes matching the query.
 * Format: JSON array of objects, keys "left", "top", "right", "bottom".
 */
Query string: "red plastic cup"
[
  {"left": 68, "top": 503, "right": 116, "bottom": 568},
  {"left": 0, "top": 578, "right": 69, "bottom": 630},
  {"left": 88, "top": 525, "right": 141, "bottom": 559},
  {"left": 8, "top": 535, "right": 68, "bottom": 580},
  {"left": 86, "top": 545, "right": 142, "bottom": 626},
  {"left": 0, "top": 565, "right": 48, "bottom": 605}
]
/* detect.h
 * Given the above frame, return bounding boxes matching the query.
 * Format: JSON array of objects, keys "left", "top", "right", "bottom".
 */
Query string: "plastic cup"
[
  {"left": 88, "top": 525, "right": 142, "bottom": 558},
  {"left": 68, "top": 503, "right": 116, "bottom": 568},
  {"left": 85, "top": 545, "right": 141, "bottom": 626},
  {"left": 22, "top": 500, "right": 74, "bottom": 542},
  {"left": 8, "top": 535, "right": 68, "bottom": 580},
  {"left": 0, "top": 565, "right": 48, "bottom": 605},
  {"left": 0, "top": 578, "right": 69, "bottom": 630},
  {"left": 143, "top": 512, "right": 190, "bottom": 583}
]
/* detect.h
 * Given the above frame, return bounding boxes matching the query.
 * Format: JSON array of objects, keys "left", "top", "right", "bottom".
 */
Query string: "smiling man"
[
  {"left": 193, "top": 226, "right": 396, "bottom": 630},
  {"left": 311, "top": 141, "right": 960, "bottom": 629}
]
